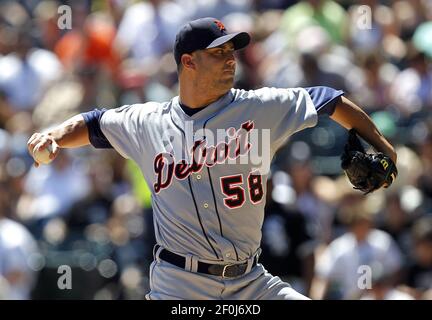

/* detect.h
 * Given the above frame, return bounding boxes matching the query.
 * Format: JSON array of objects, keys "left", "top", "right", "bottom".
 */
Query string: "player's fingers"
[
  {"left": 32, "top": 141, "right": 47, "bottom": 155},
  {"left": 39, "top": 138, "right": 52, "bottom": 151},
  {"left": 33, "top": 138, "right": 52, "bottom": 154},
  {"left": 34, "top": 161, "right": 40, "bottom": 168},
  {"left": 50, "top": 142, "right": 60, "bottom": 159},
  {"left": 27, "top": 133, "right": 37, "bottom": 145},
  {"left": 27, "top": 132, "right": 39, "bottom": 144},
  {"left": 27, "top": 133, "right": 41, "bottom": 154},
  {"left": 29, "top": 135, "right": 50, "bottom": 155}
]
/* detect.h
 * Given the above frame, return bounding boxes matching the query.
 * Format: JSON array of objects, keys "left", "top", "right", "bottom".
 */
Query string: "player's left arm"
[{"left": 329, "top": 96, "right": 397, "bottom": 163}]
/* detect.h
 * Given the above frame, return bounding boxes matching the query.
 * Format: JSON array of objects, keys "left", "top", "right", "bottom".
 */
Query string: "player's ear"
[{"left": 181, "top": 54, "right": 196, "bottom": 71}]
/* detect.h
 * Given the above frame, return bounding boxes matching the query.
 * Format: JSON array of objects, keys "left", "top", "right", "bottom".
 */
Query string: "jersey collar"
[{"left": 171, "top": 89, "right": 235, "bottom": 122}]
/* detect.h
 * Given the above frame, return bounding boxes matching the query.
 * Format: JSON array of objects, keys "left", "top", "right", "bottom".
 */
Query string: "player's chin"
[
  {"left": 219, "top": 74, "right": 234, "bottom": 86},
  {"left": 217, "top": 82, "right": 234, "bottom": 92}
]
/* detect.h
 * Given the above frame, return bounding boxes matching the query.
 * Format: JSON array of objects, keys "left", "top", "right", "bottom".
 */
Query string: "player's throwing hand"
[{"left": 27, "top": 132, "right": 60, "bottom": 167}]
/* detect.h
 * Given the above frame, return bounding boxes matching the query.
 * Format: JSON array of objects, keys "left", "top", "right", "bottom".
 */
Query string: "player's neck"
[{"left": 179, "top": 80, "right": 227, "bottom": 109}]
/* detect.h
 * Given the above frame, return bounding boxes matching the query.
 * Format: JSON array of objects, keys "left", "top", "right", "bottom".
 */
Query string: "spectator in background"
[
  {"left": 375, "top": 192, "right": 414, "bottom": 258},
  {"left": 404, "top": 216, "right": 432, "bottom": 299},
  {"left": 259, "top": 23, "right": 350, "bottom": 92},
  {"left": 254, "top": 0, "right": 298, "bottom": 11},
  {"left": 416, "top": 132, "right": 432, "bottom": 212},
  {"left": 298, "top": 52, "right": 347, "bottom": 90},
  {"left": 279, "top": 0, "right": 348, "bottom": 44},
  {"left": 54, "top": 2, "right": 120, "bottom": 76},
  {"left": 65, "top": 158, "right": 115, "bottom": 230},
  {"left": 0, "top": 23, "right": 63, "bottom": 113},
  {"left": 347, "top": 0, "right": 383, "bottom": 55},
  {"left": 0, "top": 90, "right": 14, "bottom": 132},
  {"left": 17, "top": 150, "right": 90, "bottom": 237},
  {"left": 353, "top": 54, "right": 392, "bottom": 111},
  {"left": 260, "top": 170, "right": 315, "bottom": 295},
  {"left": 286, "top": 160, "right": 334, "bottom": 243},
  {"left": 114, "top": 0, "right": 189, "bottom": 67},
  {"left": 390, "top": 51, "right": 432, "bottom": 117},
  {"left": 310, "top": 196, "right": 403, "bottom": 299},
  {"left": 0, "top": 181, "right": 39, "bottom": 299},
  {"left": 359, "top": 266, "right": 414, "bottom": 300},
  {"left": 33, "top": 0, "right": 66, "bottom": 52},
  {"left": 53, "top": 1, "right": 120, "bottom": 110},
  {"left": 188, "top": 0, "right": 253, "bottom": 21}
]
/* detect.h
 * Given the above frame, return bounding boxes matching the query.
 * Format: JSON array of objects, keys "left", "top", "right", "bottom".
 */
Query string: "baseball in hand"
[{"left": 33, "top": 143, "right": 55, "bottom": 165}]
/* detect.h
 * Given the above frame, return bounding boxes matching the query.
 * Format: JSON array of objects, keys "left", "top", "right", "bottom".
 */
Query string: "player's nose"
[{"left": 226, "top": 54, "right": 236, "bottom": 67}]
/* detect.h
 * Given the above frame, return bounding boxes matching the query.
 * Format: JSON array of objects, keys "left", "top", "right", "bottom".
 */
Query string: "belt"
[{"left": 156, "top": 246, "right": 258, "bottom": 279}]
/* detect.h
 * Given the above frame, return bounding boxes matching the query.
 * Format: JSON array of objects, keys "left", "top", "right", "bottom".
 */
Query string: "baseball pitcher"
[{"left": 27, "top": 18, "right": 397, "bottom": 300}]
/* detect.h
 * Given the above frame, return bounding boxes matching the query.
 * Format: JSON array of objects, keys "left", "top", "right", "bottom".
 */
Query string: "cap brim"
[{"left": 206, "top": 32, "right": 250, "bottom": 51}]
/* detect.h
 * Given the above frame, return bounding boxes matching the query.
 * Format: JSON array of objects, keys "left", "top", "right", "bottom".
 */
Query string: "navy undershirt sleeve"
[
  {"left": 304, "top": 86, "right": 344, "bottom": 116},
  {"left": 81, "top": 108, "right": 113, "bottom": 149}
]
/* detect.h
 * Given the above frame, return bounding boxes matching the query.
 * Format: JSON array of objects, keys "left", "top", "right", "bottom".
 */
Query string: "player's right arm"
[
  {"left": 27, "top": 114, "right": 90, "bottom": 167},
  {"left": 27, "top": 105, "right": 142, "bottom": 167},
  {"left": 27, "top": 107, "right": 116, "bottom": 167}
]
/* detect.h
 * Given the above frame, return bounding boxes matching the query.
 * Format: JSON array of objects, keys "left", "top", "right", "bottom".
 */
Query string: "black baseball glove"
[{"left": 341, "top": 129, "right": 398, "bottom": 194}]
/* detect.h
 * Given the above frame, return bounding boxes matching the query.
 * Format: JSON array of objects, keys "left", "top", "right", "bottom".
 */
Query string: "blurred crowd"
[{"left": 0, "top": 0, "right": 432, "bottom": 300}]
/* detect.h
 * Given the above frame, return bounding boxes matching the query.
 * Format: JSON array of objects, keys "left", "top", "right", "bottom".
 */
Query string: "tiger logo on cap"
[{"left": 214, "top": 19, "right": 226, "bottom": 32}]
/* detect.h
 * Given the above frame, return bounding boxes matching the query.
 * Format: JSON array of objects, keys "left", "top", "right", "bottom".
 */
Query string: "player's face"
[{"left": 194, "top": 42, "right": 236, "bottom": 92}]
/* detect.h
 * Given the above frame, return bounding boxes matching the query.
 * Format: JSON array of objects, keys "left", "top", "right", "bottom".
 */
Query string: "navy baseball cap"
[{"left": 174, "top": 17, "right": 251, "bottom": 65}]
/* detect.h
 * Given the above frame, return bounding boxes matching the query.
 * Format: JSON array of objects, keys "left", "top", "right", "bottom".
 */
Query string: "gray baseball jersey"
[{"left": 82, "top": 85, "right": 343, "bottom": 299}]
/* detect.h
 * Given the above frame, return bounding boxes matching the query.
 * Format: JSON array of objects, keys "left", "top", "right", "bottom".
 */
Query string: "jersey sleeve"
[
  {"left": 98, "top": 105, "right": 143, "bottom": 160},
  {"left": 252, "top": 87, "right": 319, "bottom": 150},
  {"left": 304, "top": 86, "right": 344, "bottom": 116},
  {"left": 81, "top": 109, "right": 113, "bottom": 149}
]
